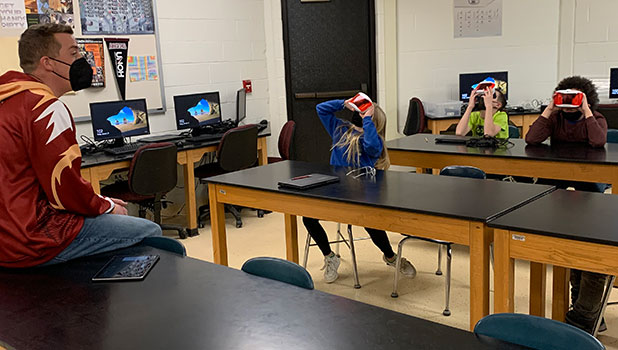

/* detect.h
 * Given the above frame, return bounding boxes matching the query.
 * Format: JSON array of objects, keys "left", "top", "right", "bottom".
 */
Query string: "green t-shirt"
[{"left": 468, "top": 110, "right": 509, "bottom": 138}]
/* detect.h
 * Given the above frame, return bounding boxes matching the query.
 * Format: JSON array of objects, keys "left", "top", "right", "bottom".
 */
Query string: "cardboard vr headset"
[
  {"left": 553, "top": 89, "right": 584, "bottom": 108},
  {"left": 347, "top": 92, "right": 373, "bottom": 113}
]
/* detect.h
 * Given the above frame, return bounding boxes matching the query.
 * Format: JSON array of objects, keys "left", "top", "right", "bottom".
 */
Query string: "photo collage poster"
[
  {"left": 76, "top": 37, "right": 104, "bottom": 87},
  {"left": 78, "top": 0, "right": 154, "bottom": 35},
  {"left": 25, "top": 0, "right": 73, "bottom": 28}
]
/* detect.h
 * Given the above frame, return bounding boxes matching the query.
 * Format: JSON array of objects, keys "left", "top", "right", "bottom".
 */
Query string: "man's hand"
[
  {"left": 541, "top": 96, "right": 555, "bottom": 118},
  {"left": 110, "top": 197, "right": 128, "bottom": 215},
  {"left": 578, "top": 92, "right": 593, "bottom": 118}
]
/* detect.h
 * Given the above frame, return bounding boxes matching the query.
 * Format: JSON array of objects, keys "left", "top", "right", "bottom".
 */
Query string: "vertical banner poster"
[
  {"left": 76, "top": 37, "right": 105, "bottom": 87},
  {"left": 105, "top": 38, "right": 129, "bottom": 100}
]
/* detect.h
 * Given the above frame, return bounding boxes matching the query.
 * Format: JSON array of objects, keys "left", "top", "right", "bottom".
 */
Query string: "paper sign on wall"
[
  {"left": 453, "top": 0, "right": 502, "bottom": 38},
  {"left": 0, "top": 0, "right": 27, "bottom": 31},
  {"left": 128, "top": 55, "right": 158, "bottom": 82}
]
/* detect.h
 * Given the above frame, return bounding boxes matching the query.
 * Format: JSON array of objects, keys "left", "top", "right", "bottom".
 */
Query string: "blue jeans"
[{"left": 43, "top": 214, "right": 162, "bottom": 265}]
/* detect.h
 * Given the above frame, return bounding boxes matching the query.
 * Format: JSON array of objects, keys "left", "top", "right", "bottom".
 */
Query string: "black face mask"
[
  {"left": 351, "top": 112, "right": 363, "bottom": 127},
  {"left": 561, "top": 110, "right": 583, "bottom": 122},
  {"left": 49, "top": 57, "right": 93, "bottom": 91}
]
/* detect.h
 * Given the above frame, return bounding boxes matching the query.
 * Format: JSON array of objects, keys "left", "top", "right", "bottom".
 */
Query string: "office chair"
[
  {"left": 268, "top": 120, "right": 296, "bottom": 163},
  {"left": 391, "top": 165, "right": 486, "bottom": 316},
  {"left": 141, "top": 236, "right": 187, "bottom": 256},
  {"left": 597, "top": 104, "right": 618, "bottom": 129},
  {"left": 474, "top": 313, "right": 603, "bottom": 350},
  {"left": 402, "top": 97, "right": 426, "bottom": 136},
  {"left": 195, "top": 124, "right": 259, "bottom": 228},
  {"left": 242, "top": 257, "right": 314, "bottom": 290},
  {"left": 508, "top": 125, "right": 520, "bottom": 138},
  {"left": 101, "top": 142, "right": 188, "bottom": 239},
  {"left": 607, "top": 129, "right": 618, "bottom": 143}
]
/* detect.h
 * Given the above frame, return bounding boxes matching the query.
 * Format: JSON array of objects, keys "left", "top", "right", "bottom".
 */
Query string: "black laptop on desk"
[
  {"left": 278, "top": 174, "right": 339, "bottom": 190},
  {"left": 435, "top": 135, "right": 470, "bottom": 144}
]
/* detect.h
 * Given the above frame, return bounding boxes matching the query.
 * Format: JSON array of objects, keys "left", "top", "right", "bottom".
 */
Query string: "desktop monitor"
[
  {"left": 236, "top": 88, "right": 246, "bottom": 125},
  {"left": 90, "top": 99, "right": 150, "bottom": 142},
  {"left": 610, "top": 68, "right": 618, "bottom": 99},
  {"left": 173, "top": 92, "right": 222, "bottom": 130},
  {"left": 459, "top": 71, "right": 508, "bottom": 102}
]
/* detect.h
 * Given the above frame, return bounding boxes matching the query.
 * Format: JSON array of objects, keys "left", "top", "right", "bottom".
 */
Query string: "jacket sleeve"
[
  {"left": 361, "top": 116, "right": 383, "bottom": 158},
  {"left": 316, "top": 100, "right": 346, "bottom": 139},
  {"left": 525, "top": 114, "right": 554, "bottom": 145},
  {"left": 27, "top": 100, "right": 112, "bottom": 216},
  {"left": 585, "top": 113, "right": 607, "bottom": 147}
]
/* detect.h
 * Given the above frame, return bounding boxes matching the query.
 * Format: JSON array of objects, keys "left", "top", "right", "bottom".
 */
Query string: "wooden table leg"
[
  {"left": 494, "top": 229, "right": 515, "bottom": 314},
  {"left": 552, "top": 266, "right": 569, "bottom": 322},
  {"left": 258, "top": 137, "right": 268, "bottom": 165},
  {"left": 183, "top": 161, "right": 199, "bottom": 235},
  {"left": 529, "top": 262, "right": 547, "bottom": 317},
  {"left": 208, "top": 183, "right": 228, "bottom": 266},
  {"left": 469, "top": 223, "right": 492, "bottom": 330},
  {"left": 284, "top": 214, "right": 299, "bottom": 264}
]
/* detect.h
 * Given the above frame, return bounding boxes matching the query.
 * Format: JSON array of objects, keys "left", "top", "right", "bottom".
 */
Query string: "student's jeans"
[
  {"left": 302, "top": 217, "right": 395, "bottom": 259},
  {"left": 43, "top": 214, "right": 162, "bottom": 265},
  {"left": 536, "top": 178, "right": 608, "bottom": 325}
]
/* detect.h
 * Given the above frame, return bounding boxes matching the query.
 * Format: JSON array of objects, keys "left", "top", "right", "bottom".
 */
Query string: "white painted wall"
[{"left": 396, "top": 0, "right": 560, "bottom": 131}]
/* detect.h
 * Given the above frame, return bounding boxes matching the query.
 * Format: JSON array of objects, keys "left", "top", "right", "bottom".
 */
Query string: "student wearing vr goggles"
[
  {"left": 526, "top": 76, "right": 608, "bottom": 334},
  {"left": 456, "top": 81, "right": 509, "bottom": 138},
  {"left": 302, "top": 96, "right": 416, "bottom": 284}
]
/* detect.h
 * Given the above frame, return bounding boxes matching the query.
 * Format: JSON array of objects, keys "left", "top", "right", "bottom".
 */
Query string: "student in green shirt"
[{"left": 456, "top": 86, "right": 508, "bottom": 138}]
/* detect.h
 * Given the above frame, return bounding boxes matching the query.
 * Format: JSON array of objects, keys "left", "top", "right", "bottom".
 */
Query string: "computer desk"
[
  {"left": 489, "top": 189, "right": 618, "bottom": 332},
  {"left": 387, "top": 134, "right": 618, "bottom": 193},
  {"left": 0, "top": 245, "right": 529, "bottom": 350},
  {"left": 205, "top": 160, "right": 555, "bottom": 329},
  {"left": 80, "top": 127, "right": 270, "bottom": 235},
  {"left": 425, "top": 110, "right": 540, "bottom": 137}
]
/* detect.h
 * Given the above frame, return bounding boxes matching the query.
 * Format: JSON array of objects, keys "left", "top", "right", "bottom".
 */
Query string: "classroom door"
[{"left": 282, "top": 0, "right": 376, "bottom": 164}]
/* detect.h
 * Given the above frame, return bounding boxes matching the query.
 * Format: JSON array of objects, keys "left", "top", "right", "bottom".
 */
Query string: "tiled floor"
[{"left": 168, "top": 210, "right": 618, "bottom": 349}]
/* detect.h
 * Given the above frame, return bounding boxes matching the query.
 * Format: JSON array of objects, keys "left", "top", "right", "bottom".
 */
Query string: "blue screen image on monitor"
[
  {"left": 459, "top": 71, "right": 508, "bottom": 102},
  {"left": 90, "top": 99, "right": 150, "bottom": 141},
  {"left": 174, "top": 92, "right": 221, "bottom": 130}
]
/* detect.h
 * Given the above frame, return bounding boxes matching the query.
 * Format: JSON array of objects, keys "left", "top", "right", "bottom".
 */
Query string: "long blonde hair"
[{"left": 332, "top": 105, "right": 391, "bottom": 170}]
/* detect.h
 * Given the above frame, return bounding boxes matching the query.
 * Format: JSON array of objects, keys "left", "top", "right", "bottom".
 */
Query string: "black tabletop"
[
  {"left": 206, "top": 160, "right": 554, "bottom": 222},
  {"left": 425, "top": 108, "right": 539, "bottom": 120},
  {"left": 0, "top": 246, "right": 528, "bottom": 350},
  {"left": 81, "top": 126, "right": 271, "bottom": 169},
  {"left": 488, "top": 189, "right": 618, "bottom": 247},
  {"left": 386, "top": 134, "right": 618, "bottom": 165}
]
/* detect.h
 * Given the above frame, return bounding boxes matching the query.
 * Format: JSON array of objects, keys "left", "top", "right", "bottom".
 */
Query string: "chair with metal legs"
[
  {"left": 390, "top": 165, "right": 487, "bottom": 317},
  {"left": 302, "top": 223, "right": 368, "bottom": 289}
]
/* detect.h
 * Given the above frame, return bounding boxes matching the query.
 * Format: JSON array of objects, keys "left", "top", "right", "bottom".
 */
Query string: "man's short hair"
[{"left": 18, "top": 24, "right": 73, "bottom": 73}]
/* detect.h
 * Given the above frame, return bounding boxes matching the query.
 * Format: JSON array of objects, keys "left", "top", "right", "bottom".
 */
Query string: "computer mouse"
[
  {"left": 175, "top": 140, "right": 184, "bottom": 147},
  {"left": 259, "top": 119, "right": 268, "bottom": 125}
]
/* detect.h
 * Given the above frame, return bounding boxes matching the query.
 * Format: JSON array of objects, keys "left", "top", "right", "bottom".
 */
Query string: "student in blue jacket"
[{"left": 303, "top": 98, "right": 417, "bottom": 283}]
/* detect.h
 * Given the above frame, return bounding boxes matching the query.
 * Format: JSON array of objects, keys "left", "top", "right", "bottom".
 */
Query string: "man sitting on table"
[
  {"left": 0, "top": 24, "right": 161, "bottom": 268},
  {"left": 526, "top": 75, "right": 608, "bottom": 333}
]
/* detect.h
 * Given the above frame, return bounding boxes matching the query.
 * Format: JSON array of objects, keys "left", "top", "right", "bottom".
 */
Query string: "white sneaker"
[
  {"left": 321, "top": 253, "right": 340, "bottom": 283},
  {"left": 384, "top": 254, "right": 417, "bottom": 279}
]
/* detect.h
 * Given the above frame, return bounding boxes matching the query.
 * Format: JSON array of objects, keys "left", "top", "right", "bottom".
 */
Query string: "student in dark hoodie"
[
  {"left": 526, "top": 76, "right": 608, "bottom": 334},
  {"left": 0, "top": 24, "right": 161, "bottom": 268}
]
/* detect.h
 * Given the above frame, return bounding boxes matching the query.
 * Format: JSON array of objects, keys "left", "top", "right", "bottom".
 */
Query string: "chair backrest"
[
  {"left": 607, "top": 129, "right": 618, "bottom": 143},
  {"left": 508, "top": 125, "right": 520, "bottom": 139},
  {"left": 217, "top": 124, "right": 259, "bottom": 172},
  {"left": 241, "top": 257, "right": 314, "bottom": 290},
  {"left": 474, "top": 313, "right": 604, "bottom": 350},
  {"left": 128, "top": 142, "right": 178, "bottom": 196},
  {"left": 439, "top": 165, "right": 486, "bottom": 179},
  {"left": 402, "top": 97, "right": 426, "bottom": 136},
  {"left": 278, "top": 120, "right": 296, "bottom": 160},
  {"left": 141, "top": 236, "right": 187, "bottom": 256}
]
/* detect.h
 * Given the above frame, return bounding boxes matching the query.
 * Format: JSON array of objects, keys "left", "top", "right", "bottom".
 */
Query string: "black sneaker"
[{"left": 565, "top": 310, "right": 594, "bottom": 334}]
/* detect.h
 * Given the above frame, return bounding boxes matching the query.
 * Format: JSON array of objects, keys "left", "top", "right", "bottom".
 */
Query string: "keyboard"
[
  {"left": 185, "top": 133, "right": 224, "bottom": 143},
  {"left": 103, "top": 143, "right": 142, "bottom": 155}
]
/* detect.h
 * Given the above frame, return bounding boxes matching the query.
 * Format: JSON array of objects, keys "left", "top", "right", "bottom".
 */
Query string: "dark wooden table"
[
  {"left": 205, "top": 160, "right": 555, "bottom": 329},
  {"left": 489, "top": 189, "right": 618, "bottom": 325},
  {"left": 0, "top": 246, "right": 529, "bottom": 350}
]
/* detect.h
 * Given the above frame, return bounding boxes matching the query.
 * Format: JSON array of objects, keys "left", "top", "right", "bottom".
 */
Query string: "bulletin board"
[{"left": 0, "top": 0, "right": 165, "bottom": 120}]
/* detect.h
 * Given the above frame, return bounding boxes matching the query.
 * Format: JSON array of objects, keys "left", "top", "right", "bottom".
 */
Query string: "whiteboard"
[{"left": 0, "top": 0, "right": 165, "bottom": 120}]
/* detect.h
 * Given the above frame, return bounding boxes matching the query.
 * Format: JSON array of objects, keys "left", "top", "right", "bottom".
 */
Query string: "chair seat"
[
  {"left": 101, "top": 181, "right": 155, "bottom": 203},
  {"left": 194, "top": 162, "right": 226, "bottom": 179}
]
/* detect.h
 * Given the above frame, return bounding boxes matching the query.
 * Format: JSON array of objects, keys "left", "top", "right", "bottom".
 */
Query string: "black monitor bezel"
[
  {"left": 89, "top": 98, "right": 150, "bottom": 142},
  {"left": 459, "top": 71, "right": 509, "bottom": 102},
  {"left": 236, "top": 88, "right": 246, "bottom": 125},
  {"left": 173, "top": 91, "right": 222, "bottom": 130},
  {"left": 610, "top": 68, "right": 618, "bottom": 99}
]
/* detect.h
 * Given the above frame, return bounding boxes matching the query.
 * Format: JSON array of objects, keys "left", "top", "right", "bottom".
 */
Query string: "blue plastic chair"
[
  {"left": 474, "top": 313, "right": 604, "bottom": 350},
  {"left": 391, "top": 166, "right": 487, "bottom": 316},
  {"left": 607, "top": 129, "right": 618, "bottom": 143},
  {"left": 508, "top": 125, "right": 520, "bottom": 138},
  {"left": 241, "top": 257, "right": 314, "bottom": 290},
  {"left": 141, "top": 236, "right": 187, "bottom": 256}
]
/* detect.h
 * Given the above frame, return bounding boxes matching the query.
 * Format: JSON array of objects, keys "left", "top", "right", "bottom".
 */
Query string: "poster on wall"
[
  {"left": 0, "top": 0, "right": 27, "bottom": 31},
  {"left": 128, "top": 55, "right": 158, "bottom": 82},
  {"left": 25, "top": 0, "right": 73, "bottom": 28},
  {"left": 105, "top": 38, "right": 129, "bottom": 100},
  {"left": 78, "top": 0, "right": 154, "bottom": 35},
  {"left": 76, "top": 38, "right": 104, "bottom": 87},
  {"left": 453, "top": 0, "right": 502, "bottom": 38}
]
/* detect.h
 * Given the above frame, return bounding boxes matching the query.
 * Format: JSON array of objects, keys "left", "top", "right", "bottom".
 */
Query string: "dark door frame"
[{"left": 280, "top": 0, "right": 377, "bottom": 121}]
